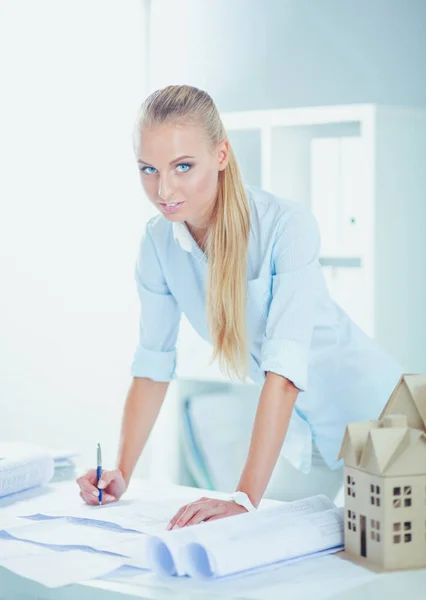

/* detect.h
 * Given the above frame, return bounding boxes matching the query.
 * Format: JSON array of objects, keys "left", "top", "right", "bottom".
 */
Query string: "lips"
[{"left": 159, "top": 201, "right": 184, "bottom": 214}]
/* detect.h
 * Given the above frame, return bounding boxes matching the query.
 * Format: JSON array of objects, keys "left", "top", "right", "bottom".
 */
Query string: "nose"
[{"left": 158, "top": 176, "right": 175, "bottom": 203}]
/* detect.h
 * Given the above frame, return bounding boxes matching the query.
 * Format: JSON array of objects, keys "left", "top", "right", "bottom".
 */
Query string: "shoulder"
[
  {"left": 245, "top": 183, "right": 299, "bottom": 214},
  {"left": 140, "top": 214, "right": 174, "bottom": 253},
  {"left": 145, "top": 214, "right": 173, "bottom": 241},
  {"left": 136, "top": 215, "right": 174, "bottom": 268},
  {"left": 245, "top": 184, "right": 319, "bottom": 237}
]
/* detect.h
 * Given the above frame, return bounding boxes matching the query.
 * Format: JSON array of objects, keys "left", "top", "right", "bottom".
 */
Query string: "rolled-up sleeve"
[
  {"left": 260, "top": 208, "right": 323, "bottom": 392},
  {"left": 131, "top": 226, "right": 181, "bottom": 382}
]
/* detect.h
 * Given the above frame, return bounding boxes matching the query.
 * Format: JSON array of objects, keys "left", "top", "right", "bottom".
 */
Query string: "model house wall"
[{"left": 339, "top": 375, "right": 426, "bottom": 570}]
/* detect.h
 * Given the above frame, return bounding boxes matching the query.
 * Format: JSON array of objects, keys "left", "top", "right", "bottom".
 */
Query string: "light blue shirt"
[{"left": 131, "top": 184, "right": 403, "bottom": 472}]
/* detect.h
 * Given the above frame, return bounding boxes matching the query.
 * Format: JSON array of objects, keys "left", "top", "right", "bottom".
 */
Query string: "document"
[
  {"left": 6, "top": 517, "right": 147, "bottom": 556},
  {"left": 102, "top": 553, "right": 379, "bottom": 600},
  {"left": 0, "top": 515, "right": 33, "bottom": 531},
  {"left": 12, "top": 479, "right": 247, "bottom": 534},
  {"left": 0, "top": 442, "right": 54, "bottom": 498},
  {"left": 0, "top": 537, "right": 124, "bottom": 588},
  {"left": 146, "top": 495, "right": 343, "bottom": 577},
  {"left": 0, "top": 478, "right": 343, "bottom": 589}
]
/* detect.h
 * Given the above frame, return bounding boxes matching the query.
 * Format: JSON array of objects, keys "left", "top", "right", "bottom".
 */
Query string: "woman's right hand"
[{"left": 76, "top": 468, "right": 127, "bottom": 505}]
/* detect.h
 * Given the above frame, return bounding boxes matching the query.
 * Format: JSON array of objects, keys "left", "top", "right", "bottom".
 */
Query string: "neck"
[
  {"left": 185, "top": 187, "right": 219, "bottom": 245},
  {"left": 185, "top": 220, "right": 209, "bottom": 250},
  {"left": 185, "top": 201, "right": 216, "bottom": 242}
]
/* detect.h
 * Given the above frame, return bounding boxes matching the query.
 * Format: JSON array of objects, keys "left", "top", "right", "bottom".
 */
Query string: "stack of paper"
[
  {"left": 101, "top": 553, "right": 380, "bottom": 600},
  {"left": 145, "top": 495, "right": 344, "bottom": 578},
  {"left": 0, "top": 483, "right": 346, "bottom": 588},
  {"left": 0, "top": 486, "right": 343, "bottom": 585},
  {"left": 0, "top": 442, "right": 54, "bottom": 498}
]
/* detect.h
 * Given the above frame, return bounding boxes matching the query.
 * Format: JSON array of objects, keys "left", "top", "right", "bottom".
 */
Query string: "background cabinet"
[{"left": 177, "top": 104, "right": 426, "bottom": 376}]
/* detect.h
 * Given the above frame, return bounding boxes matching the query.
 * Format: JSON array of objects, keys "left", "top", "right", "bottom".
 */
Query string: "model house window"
[
  {"left": 404, "top": 486, "right": 412, "bottom": 507},
  {"left": 404, "top": 521, "right": 412, "bottom": 542},
  {"left": 370, "top": 519, "right": 381, "bottom": 542},
  {"left": 347, "top": 475, "right": 356, "bottom": 498},
  {"left": 347, "top": 509, "right": 357, "bottom": 532},
  {"left": 393, "top": 522, "right": 412, "bottom": 543},
  {"left": 393, "top": 485, "right": 412, "bottom": 508},
  {"left": 393, "top": 486, "right": 401, "bottom": 507},
  {"left": 370, "top": 483, "right": 381, "bottom": 506}
]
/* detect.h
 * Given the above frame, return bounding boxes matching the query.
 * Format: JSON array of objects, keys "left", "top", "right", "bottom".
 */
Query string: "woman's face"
[{"left": 135, "top": 122, "right": 228, "bottom": 227}]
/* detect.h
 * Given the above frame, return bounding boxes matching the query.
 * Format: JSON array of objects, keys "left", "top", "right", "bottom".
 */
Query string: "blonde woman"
[{"left": 76, "top": 85, "right": 402, "bottom": 528}]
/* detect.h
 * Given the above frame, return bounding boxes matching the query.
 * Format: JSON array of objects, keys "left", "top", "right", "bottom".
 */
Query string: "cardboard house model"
[{"left": 338, "top": 374, "right": 426, "bottom": 571}]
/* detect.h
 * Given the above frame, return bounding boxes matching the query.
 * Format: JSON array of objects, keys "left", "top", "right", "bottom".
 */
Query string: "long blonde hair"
[{"left": 135, "top": 85, "right": 250, "bottom": 380}]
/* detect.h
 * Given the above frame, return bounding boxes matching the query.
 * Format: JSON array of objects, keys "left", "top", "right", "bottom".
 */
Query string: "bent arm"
[
  {"left": 236, "top": 371, "right": 299, "bottom": 507},
  {"left": 117, "top": 377, "right": 169, "bottom": 486},
  {"left": 120, "top": 224, "right": 181, "bottom": 486}
]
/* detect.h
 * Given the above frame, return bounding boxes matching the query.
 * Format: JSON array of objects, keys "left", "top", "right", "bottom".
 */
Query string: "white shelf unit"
[{"left": 218, "top": 104, "right": 426, "bottom": 373}]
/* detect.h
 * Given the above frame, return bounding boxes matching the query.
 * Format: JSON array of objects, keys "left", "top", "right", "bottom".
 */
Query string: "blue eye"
[
  {"left": 176, "top": 163, "right": 192, "bottom": 173},
  {"left": 139, "top": 163, "right": 192, "bottom": 175},
  {"left": 140, "top": 166, "right": 157, "bottom": 175}
]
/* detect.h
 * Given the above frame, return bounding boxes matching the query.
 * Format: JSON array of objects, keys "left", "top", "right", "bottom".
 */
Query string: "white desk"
[
  {"left": 2, "top": 553, "right": 426, "bottom": 600},
  {"left": 1, "top": 478, "right": 425, "bottom": 600}
]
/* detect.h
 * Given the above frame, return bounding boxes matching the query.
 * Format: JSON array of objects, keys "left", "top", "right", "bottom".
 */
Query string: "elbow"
[{"left": 265, "top": 371, "right": 300, "bottom": 394}]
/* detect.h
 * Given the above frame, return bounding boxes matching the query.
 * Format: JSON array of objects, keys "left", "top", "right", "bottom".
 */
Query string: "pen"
[{"left": 96, "top": 442, "right": 102, "bottom": 504}]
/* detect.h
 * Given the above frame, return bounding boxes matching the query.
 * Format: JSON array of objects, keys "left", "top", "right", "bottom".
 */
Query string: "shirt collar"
[{"left": 173, "top": 221, "right": 194, "bottom": 253}]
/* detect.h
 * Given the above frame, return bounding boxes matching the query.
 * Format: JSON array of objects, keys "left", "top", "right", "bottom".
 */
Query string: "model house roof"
[
  {"left": 379, "top": 374, "right": 426, "bottom": 430},
  {"left": 338, "top": 413, "right": 426, "bottom": 475}
]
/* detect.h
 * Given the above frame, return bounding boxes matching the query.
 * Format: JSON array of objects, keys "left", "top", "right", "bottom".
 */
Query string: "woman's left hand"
[{"left": 166, "top": 497, "right": 247, "bottom": 530}]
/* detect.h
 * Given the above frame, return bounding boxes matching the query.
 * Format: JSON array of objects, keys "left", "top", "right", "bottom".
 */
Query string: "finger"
[
  {"left": 186, "top": 505, "right": 225, "bottom": 527},
  {"left": 97, "top": 469, "right": 121, "bottom": 490},
  {"left": 79, "top": 490, "right": 116, "bottom": 505},
  {"left": 76, "top": 473, "right": 99, "bottom": 495},
  {"left": 204, "top": 514, "right": 223, "bottom": 522},
  {"left": 166, "top": 504, "right": 189, "bottom": 530},
  {"left": 172, "top": 500, "right": 214, "bottom": 529},
  {"left": 83, "top": 469, "right": 99, "bottom": 485},
  {"left": 167, "top": 498, "right": 212, "bottom": 530},
  {"left": 80, "top": 490, "right": 100, "bottom": 506},
  {"left": 99, "top": 493, "right": 116, "bottom": 505}
]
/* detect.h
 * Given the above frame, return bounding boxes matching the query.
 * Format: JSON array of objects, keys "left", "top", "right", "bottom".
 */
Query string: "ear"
[{"left": 217, "top": 139, "right": 230, "bottom": 171}]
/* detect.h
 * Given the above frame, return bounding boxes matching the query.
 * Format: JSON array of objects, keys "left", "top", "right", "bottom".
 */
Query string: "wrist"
[
  {"left": 117, "top": 465, "right": 131, "bottom": 488},
  {"left": 229, "top": 490, "right": 257, "bottom": 512}
]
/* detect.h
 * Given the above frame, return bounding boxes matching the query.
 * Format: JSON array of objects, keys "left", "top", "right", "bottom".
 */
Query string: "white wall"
[
  {"left": 149, "top": 0, "right": 426, "bottom": 111},
  {"left": 0, "top": 1, "right": 152, "bottom": 473}
]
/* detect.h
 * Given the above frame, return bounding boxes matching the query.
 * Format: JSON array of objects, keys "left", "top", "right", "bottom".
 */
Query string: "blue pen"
[{"left": 96, "top": 442, "right": 102, "bottom": 504}]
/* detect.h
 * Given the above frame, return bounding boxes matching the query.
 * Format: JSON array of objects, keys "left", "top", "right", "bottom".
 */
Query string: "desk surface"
[
  {"left": 2, "top": 560, "right": 426, "bottom": 600},
  {"left": 1, "top": 476, "right": 425, "bottom": 600}
]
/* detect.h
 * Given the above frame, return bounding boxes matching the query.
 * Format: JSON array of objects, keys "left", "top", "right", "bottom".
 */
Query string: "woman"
[{"left": 76, "top": 85, "right": 402, "bottom": 528}]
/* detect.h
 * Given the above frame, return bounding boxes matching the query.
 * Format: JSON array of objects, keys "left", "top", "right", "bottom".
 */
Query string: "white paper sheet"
[
  {"left": 5, "top": 478, "right": 279, "bottom": 532},
  {"left": 12, "top": 479, "right": 256, "bottom": 534},
  {"left": 0, "top": 538, "right": 54, "bottom": 559},
  {"left": 0, "top": 442, "right": 54, "bottom": 499},
  {"left": 147, "top": 494, "right": 335, "bottom": 577},
  {"left": 6, "top": 517, "right": 147, "bottom": 556},
  {"left": 0, "top": 540, "right": 124, "bottom": 588},
  {"left": 0, "top": 480, "right": 79, "bottom": 516},
  {"left": 102, "top": 553, "right": 379, "bottom": 600},
  {"left": 189, "top": 507, "right": 344, "bottom": 577},
  {"left": 0, "top": 515, "right": 34, "bottom": 531},
  {"left": 0, "top": 477, "right": 286, "bottom": 587}
]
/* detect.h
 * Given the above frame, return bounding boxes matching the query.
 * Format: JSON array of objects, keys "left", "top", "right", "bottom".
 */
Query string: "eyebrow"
[{"left": 137, "top": 155, "right": 195, "bottom": 166}]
